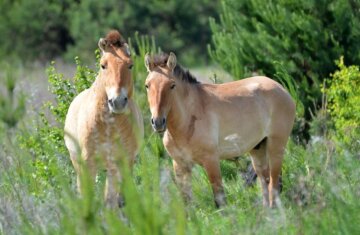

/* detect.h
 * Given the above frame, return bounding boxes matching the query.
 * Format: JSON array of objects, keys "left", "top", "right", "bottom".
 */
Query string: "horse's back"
[
  {"left": 234, "top": 76, "right": 295, "bottom": 127},
  {"left": 212, "top": 76, "right": 295, "bottom": 115},
  {"left": 209, "top": 76, "right": 288, "bottom": 96}
]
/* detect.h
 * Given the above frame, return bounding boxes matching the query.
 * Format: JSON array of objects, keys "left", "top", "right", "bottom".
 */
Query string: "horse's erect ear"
[
  {"left": 167, "top": 52, "right": 177, "bottom": 71},
  {"left": 144, "top": 53, "right": 152, "bottom": 72},
  {"left": 98, "top": 38, "right": 109, "bottom": 52},
  {"left": 124, "top": 43, "right": 131, "bottom": 56}
]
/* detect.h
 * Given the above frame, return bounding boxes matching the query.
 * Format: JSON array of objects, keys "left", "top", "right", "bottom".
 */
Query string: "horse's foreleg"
[
  {"left": 78, "top": 149, "right": 97, "bottom": 196},
  {"left": 202, "top": 157, "right": 226, "bottom": 208},
  {"left": 105, "top": 159, "right": 122, "bottom": 208},
  {"left": 173, "top": 159, "right": 193, "bottom": 204}
]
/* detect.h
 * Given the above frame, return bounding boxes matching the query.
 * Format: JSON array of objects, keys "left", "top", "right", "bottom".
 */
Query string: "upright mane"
[
  {"left": 151, "top": 53, "right": 199, "bottom": 84},
  {"left": 105, "top": 30, "right": 126, "bottom": 48}
]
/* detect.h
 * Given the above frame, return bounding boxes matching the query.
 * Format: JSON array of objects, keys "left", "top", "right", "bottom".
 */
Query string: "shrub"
[
  {"left": 325, "top": 57, "right": 360, "bottom": 150},
  {"left": 17, "top": 55, "right": 98, "bottom": 196}
]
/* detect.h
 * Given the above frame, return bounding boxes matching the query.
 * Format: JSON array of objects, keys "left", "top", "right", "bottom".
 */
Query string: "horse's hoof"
[{"left": 118, "top": 195, "right": 126, "bottom": 208}]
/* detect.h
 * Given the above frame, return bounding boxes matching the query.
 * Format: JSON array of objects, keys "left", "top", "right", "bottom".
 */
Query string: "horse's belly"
[
  {"left": 217, "top": 123, "right": 267, "bottom": 159},
  {"left": 218, "top": 133, "right": 254, "bottom": 159},
  {"left": 216, "top": 108, "right": 268, "bottom": 159}
]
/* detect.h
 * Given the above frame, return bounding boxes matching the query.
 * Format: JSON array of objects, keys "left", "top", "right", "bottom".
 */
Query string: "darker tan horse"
[
  {"left": 64, "top": 30, "right": 143, "bottom": 208},
  {"left": 144, "top": 52, "right": 295, "bottom": 208}
]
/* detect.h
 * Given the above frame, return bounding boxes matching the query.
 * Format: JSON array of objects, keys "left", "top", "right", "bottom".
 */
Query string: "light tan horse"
[
  {"left": 144, "top": 52, "right": 295, "bottom": 208},
  {"left": 64, "top": 30, "right": 143, "bottom": 208}
]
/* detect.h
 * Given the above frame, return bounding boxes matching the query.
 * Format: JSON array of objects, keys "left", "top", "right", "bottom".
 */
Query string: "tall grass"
[
  {"left": 3, "top": 132, "right": 360, "bottom": 234},
  {"left": 1, "top": 37, "right": 360, "bottom": 234}
]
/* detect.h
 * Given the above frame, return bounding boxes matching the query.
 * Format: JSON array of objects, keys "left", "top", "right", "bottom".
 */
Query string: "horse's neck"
[{"left": 167, "top": 83, "right": 200, "bottom": 134}]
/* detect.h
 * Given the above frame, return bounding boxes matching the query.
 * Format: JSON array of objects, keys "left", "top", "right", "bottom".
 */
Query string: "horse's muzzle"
[
  {"left": 108, "top": 96, "right": 128, "bottom": 114},
  {"left": 151, "top": 117, "right": 166, "bottom": 133}
]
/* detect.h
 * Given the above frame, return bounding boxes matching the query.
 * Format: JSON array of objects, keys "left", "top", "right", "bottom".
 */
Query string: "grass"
[
  {"left": 1, "top": 40, "right": 360, "bottom": 234},
  {"left": 1, "top": 120, "right": 360, "bottom": 234}
]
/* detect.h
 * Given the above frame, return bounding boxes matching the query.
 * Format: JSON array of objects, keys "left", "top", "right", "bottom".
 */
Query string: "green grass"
[
  {"left": 1, "top": 36, "right": 360, "bottom": 234},
  {"left": 1, "top": 125, "right": 360, "bottom": 234}
]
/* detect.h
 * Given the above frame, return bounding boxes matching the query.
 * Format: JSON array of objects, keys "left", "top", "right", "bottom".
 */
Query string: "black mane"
[
  {"left": 151, "top": 53, "right": 199, "bottom": 84},
  {"left": 173, "top": 64, "right": 199, "bottom": 84}
]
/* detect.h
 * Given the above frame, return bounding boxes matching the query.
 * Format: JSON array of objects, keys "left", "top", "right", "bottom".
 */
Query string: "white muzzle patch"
[{"left": 106, "top": 87, "right": 129, "bottom": 114}]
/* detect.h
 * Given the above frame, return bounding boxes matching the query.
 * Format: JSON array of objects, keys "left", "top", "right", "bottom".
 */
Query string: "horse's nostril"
[
  {"left": 124, "top": 97, "right": 128, "bottom": 102},
  {"left": 151, "top": 118, "right": 154, "bottom": 125},
  {"left": 162, "top": 118, "right": 166, "bottom": 125},
  {"left": 108, "top": 99, "right": 113, "bottom": 105}
]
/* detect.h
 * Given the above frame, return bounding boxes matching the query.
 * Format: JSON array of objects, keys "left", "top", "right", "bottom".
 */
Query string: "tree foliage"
[
  {"left": 0, "top": 0, "right": 218, "bottom": 65},
  {"left": 209, "top": 0, "right": 360, "bottom": 129},
  {"left": 0, "top": 0, "right": 71, "bottom": 61}
]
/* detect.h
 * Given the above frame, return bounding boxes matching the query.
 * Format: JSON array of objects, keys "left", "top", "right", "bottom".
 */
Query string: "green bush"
[
  {"left": 17, "top": 56, "right": 97, "bottom": 196},
  {"left": 325, "top": 57, "right": 360, "bottom": 150}
]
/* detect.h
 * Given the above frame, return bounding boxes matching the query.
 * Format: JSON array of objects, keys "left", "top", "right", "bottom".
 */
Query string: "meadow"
[{"left": 1, "top": 33, "right": 360, "bottom": 235}]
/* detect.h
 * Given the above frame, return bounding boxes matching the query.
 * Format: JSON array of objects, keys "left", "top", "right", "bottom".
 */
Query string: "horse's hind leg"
[
  {"left": 266, "top": 136, "right": 288, "bottom": 208},
  {"left": 250, "top": 139, "right": 270, "bottom": 207}
]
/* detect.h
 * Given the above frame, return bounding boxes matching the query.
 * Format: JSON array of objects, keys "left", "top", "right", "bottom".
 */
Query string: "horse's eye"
[
  {"left": 101, "top": 64, "right": 106, "bottom": 70},
  {"left": 128, "top": 64, "right": 133, "bottom": 70},
  {"left": 145, "top": 84, "right": 149, "bottom": 89},
  {"left": 170, "top": 84, "right": 176, "bottom": 89}
]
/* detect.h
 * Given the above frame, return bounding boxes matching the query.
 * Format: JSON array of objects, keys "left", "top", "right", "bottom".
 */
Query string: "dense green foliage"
[
  {"left": 209, "top": 0, "right": 360, "bottom": 135},
  {"left": 325, "top": 57, "right": 360, "bottom": 150},
  {"left": 0, "top": 0, "right": 218, "bottom": 65},
  {"left": 67, "top": 0, "right": 218, "bottom": 65},
  {"left": 17, "top": 56, "right": 98, "bottom": 196},
  {"left": 0, "top": 0, "right": 70, "bottom": 61}
]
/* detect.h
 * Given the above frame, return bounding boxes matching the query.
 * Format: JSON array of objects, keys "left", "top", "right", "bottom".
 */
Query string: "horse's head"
[
  {"left": 98, "top": 30, "right": 133, "bottom": 114},
  {"left": 144, "top": 52, "right": 177, "bottom": 133}
]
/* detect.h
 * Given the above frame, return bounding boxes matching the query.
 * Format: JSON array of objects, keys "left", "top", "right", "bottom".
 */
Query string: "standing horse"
[
  {"left": 144, "top": 52, "right": 295, "bottom": 208},
  {"left": 64, "top": 30, "right": 143, "bottom": 208}
]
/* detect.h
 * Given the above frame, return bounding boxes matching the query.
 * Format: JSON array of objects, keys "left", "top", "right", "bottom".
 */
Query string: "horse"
[
  {"left": 64, "top": 30, "right": 144, "bottom": 208},
  {"left": 144, "top": 52, "right": 295, "bottom": 208}
]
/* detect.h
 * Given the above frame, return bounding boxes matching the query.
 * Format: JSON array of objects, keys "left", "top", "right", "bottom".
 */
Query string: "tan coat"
[
  {"left": 64, "top": 31, "right": 143, "bottom": 208},
  {"left": 145, "top": 52, "right": 295, "bottom": 208}
]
